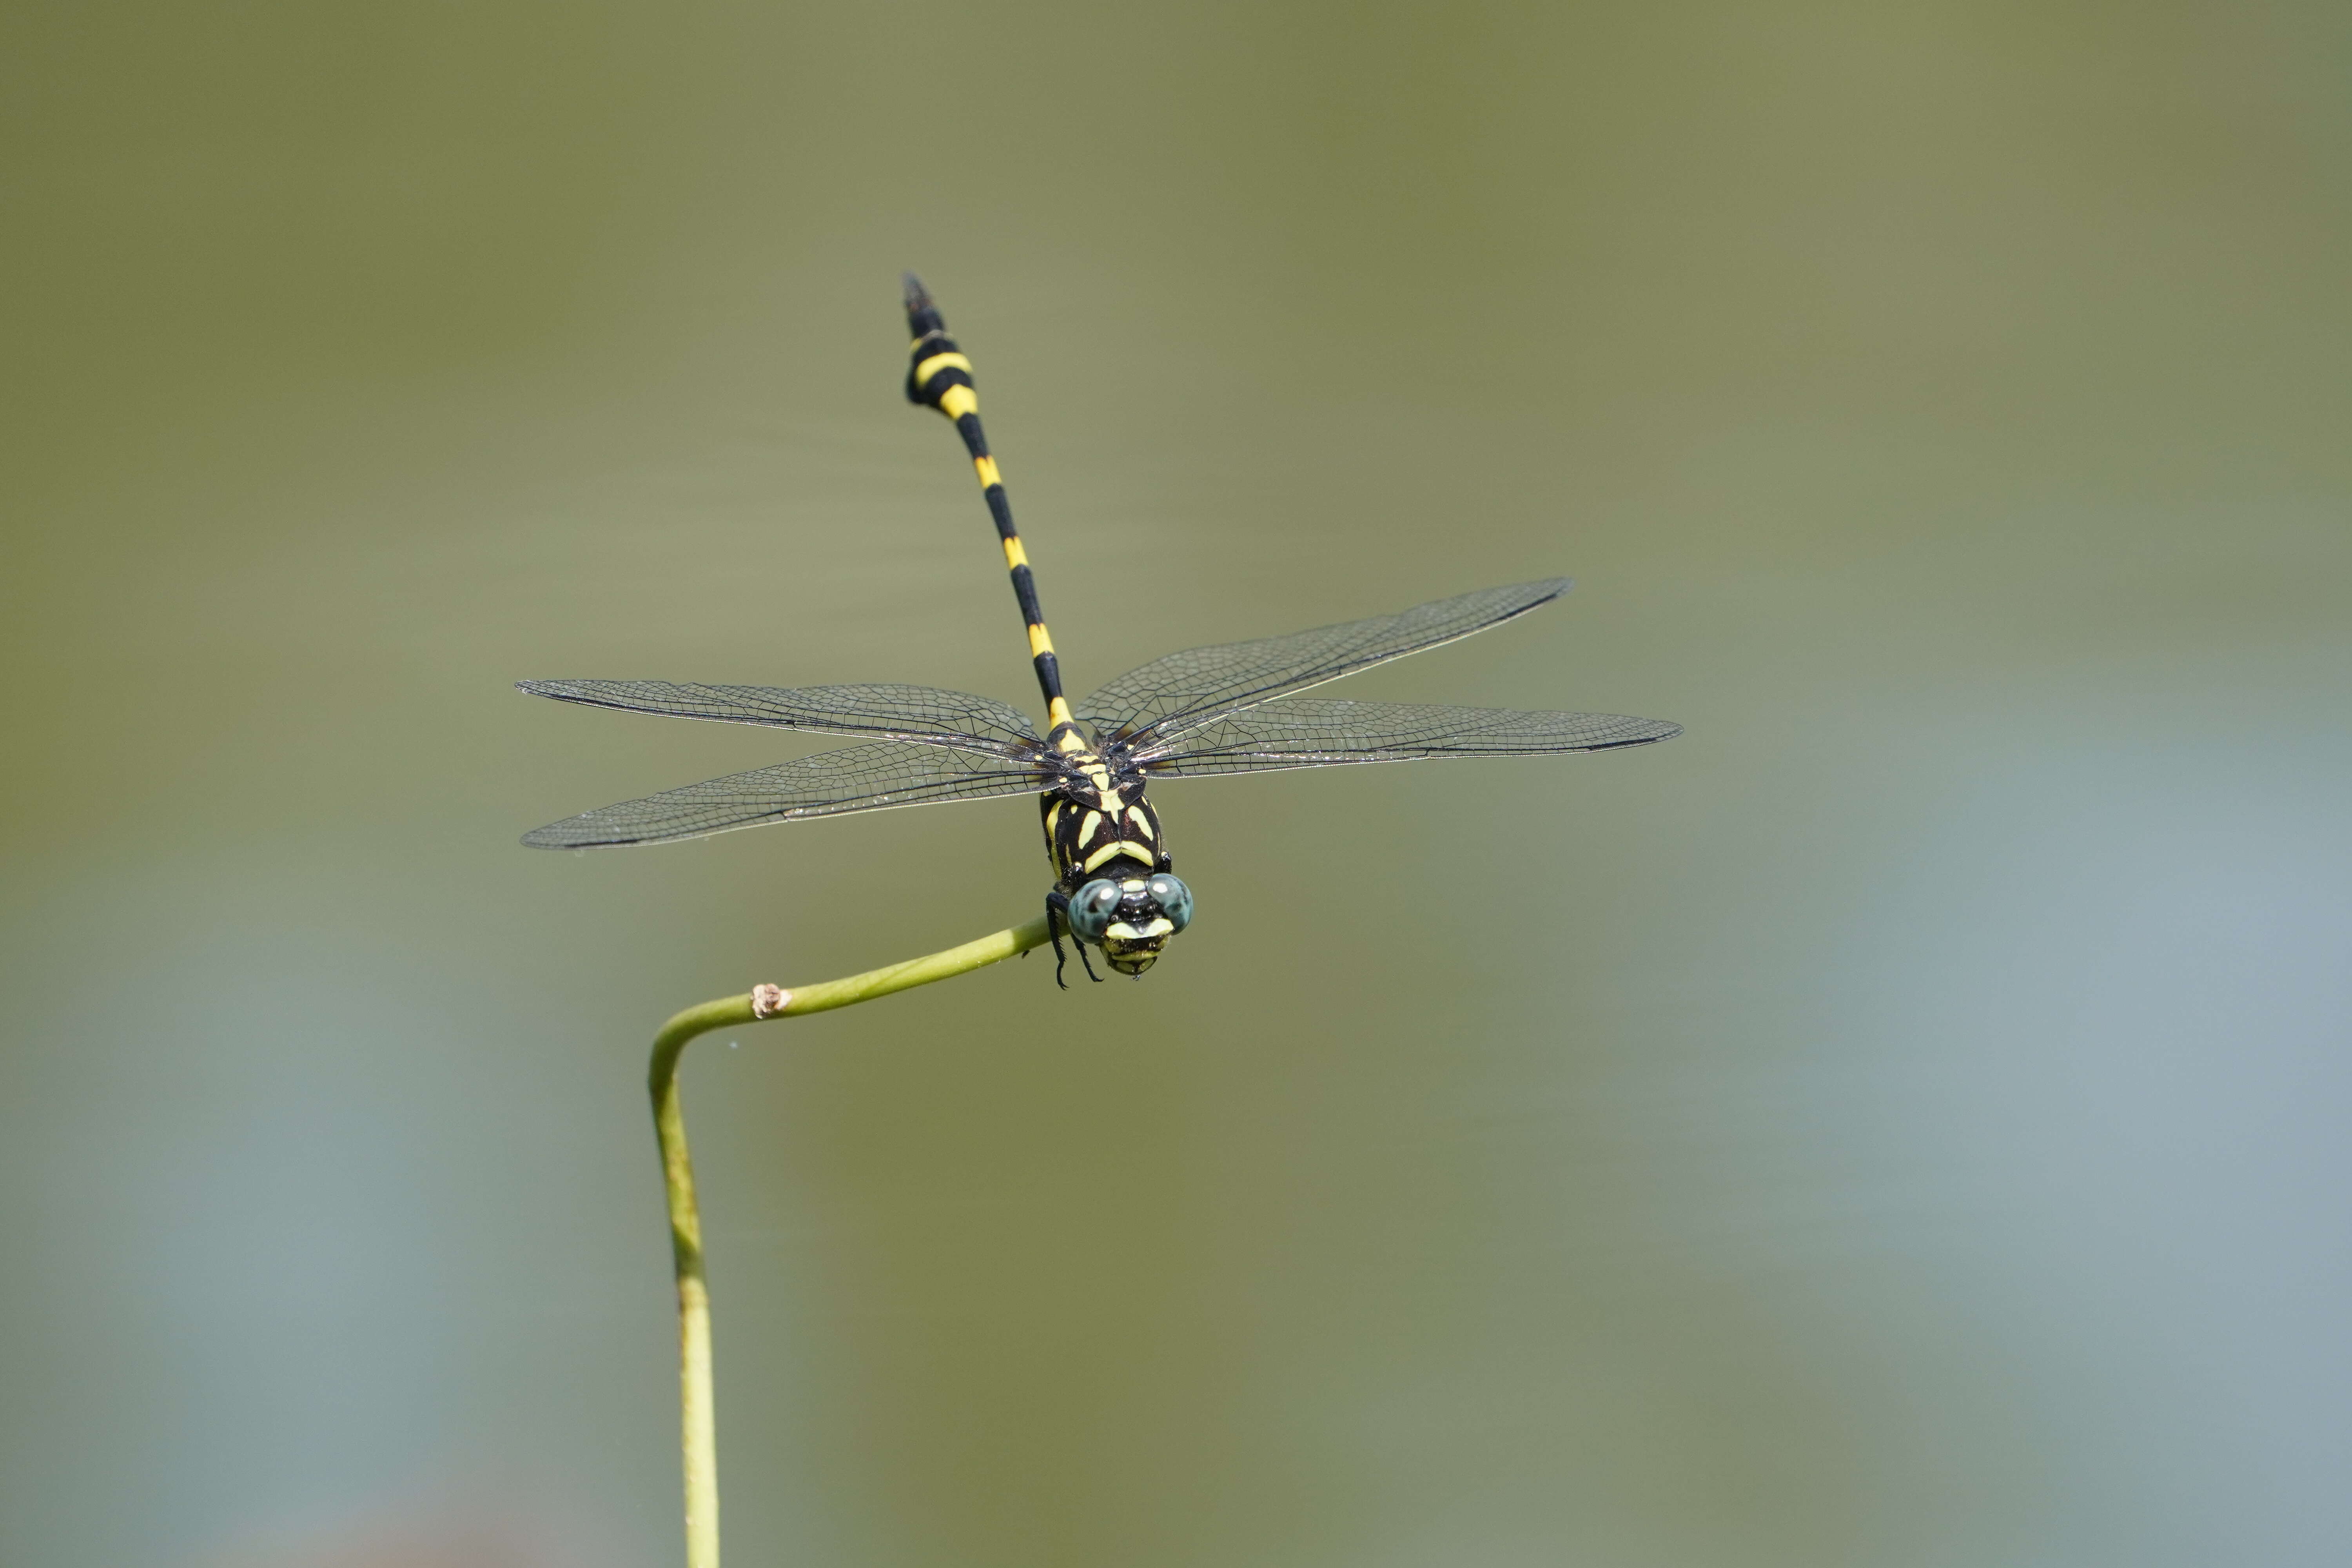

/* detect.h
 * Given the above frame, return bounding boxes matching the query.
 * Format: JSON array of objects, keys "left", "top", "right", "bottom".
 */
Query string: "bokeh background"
[{"left": 5, "top": 3, "right": 2349, "bottom": 1564}]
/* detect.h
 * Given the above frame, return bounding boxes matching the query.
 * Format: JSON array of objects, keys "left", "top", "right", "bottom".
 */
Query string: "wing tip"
[
  {"left": 522, "top": 825, "right": 651, "bottom": 850},
  {"left": 517, "top": 679, "right": 620, "bottom": 702},
  {"left": 1604, "top": 719, "right": 1682, "bottom": 748},
  {"left": 1475, "top": 577, "right": 1573, "bottom": 618}
]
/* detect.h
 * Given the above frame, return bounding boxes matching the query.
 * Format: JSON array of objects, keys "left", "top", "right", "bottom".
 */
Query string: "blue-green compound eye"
[
  {"left": 1146, "top": 874, "right": 1194, "bottom": 931},
  {"left": 1067, "top": 879, "right": 1122, "bottom": 941}
]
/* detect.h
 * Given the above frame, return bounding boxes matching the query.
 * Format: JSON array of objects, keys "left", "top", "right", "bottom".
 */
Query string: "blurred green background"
[{"left": 5, "top": 3, "right": 2348, "bottom": 1564}]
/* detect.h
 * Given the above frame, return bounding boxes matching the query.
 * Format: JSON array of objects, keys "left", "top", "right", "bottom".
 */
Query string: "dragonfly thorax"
[
  {"left": 1042, "top": 758, "right": 1166, "bottom": 886},
  {"left": 1039, "top": 736, "right": 1185, "bottom": 975}
]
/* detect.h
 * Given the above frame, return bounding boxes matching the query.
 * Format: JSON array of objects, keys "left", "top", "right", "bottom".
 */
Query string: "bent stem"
[{"left": 646, "top": 915, "right": 1054, "bottom": 1568}]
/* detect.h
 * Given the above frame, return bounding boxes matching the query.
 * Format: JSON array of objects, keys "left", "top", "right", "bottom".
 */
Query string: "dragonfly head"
[{"left": 1066, "top": 872, "right": 1195, "bottom": 975}]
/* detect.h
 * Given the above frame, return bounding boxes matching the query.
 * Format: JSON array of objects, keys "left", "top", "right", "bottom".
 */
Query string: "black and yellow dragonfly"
[{"left": 520, "top": 277, "right": 1681, "bottom": 984}]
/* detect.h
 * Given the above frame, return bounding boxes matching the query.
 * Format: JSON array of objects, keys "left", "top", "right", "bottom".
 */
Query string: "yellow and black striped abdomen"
[{"left": 902, "top": 276, "right": 1081, "bottom": 747}]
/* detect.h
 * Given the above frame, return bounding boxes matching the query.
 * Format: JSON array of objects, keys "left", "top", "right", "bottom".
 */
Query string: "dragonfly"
[{"left": 520, "top": 276, "right": 1682, "bottom": 985}]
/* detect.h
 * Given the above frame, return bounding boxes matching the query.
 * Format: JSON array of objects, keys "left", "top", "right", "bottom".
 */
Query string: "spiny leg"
[
  {"left": 902, "top": 274, "right": 1087, "bottom": 760},
  {"left": 1041, "top": 889, "right": 1103, "bottom": 988},
  {"left": 1043, "top": 891, "right": 1070, "bottom": 989}
]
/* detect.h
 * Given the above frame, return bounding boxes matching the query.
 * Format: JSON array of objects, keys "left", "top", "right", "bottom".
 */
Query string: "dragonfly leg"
[
  {"left": 1044, "top": 891, "right": 1073, "bottom": 989},
  {"left": 1044, "top": 889, "right": 1102, "bottom": 988}
]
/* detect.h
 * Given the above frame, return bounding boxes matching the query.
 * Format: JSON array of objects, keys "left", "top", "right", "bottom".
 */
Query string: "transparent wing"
[
  {"left": 1134, "top": 698, "right": 1681, "bottom": 776},
  {"left": 522, "top": 741, "right": 1052, "bottom": 849},
  {"left": 517, "top": 680, "right": 1042, "bottom": 759},
  {"left": 1077, "top": 579, "right": 1572, "bottom": 751}
]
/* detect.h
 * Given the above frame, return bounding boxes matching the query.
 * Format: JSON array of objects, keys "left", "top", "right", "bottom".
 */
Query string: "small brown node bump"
[{"left": 750, "top": 984, "right": 791, "bottom": 1019}]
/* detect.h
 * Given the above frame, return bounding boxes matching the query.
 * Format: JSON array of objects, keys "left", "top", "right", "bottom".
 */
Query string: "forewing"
[
  {"left": 522, "top": 740, "right": 1052, "bottom": 849},
  {"left": 1077, "top": 579, "right": 1572, "bottom": 750},
  {"left": 1134, "top": 698, "right": 1681, "bottom": 777},
  {"left": 517, "top": 680, "right": 1042, "bottom": 758}
]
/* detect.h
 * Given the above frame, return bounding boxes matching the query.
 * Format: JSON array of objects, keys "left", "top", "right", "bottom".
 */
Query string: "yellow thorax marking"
[
  {"left": 1127, "top": 805, "right": 1152, "bottom": 837},
  {"left": 1083, "top": 840, "right": 1149, "bottom": 873},
  {"left": 1078, "top": 809, "right": 1102, "bottom": 844}
]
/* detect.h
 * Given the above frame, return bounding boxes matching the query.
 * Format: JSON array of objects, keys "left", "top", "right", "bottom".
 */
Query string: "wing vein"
[
  {"left": 1076, "top": 579, "right": 1572, "bottom": 750},
  {"left": 517, "top": 679, "right": 1042, "bottom": 759},
  {"left": 1133, "top": 699, "right": 1682, "bottom": 777},
  {"left": 522, "top": 739, "right": 1052, "bottom": 849}
]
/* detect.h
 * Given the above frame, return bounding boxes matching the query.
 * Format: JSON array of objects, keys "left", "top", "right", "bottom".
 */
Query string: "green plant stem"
[{"left": 645, "top": 914, "right": 1054, "bottom": 1568}]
